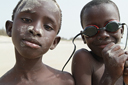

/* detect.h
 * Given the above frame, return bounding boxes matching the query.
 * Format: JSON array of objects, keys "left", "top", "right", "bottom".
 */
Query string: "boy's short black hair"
[
  {"left": 12, "top": 0, "right": 62, "bottom": 34},
  {"left": 80, "top": 0, "right": 120, "bottom": 28}
]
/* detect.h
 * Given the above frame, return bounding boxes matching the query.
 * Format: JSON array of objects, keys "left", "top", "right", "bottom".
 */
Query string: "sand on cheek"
[
  {"left": 16, "top": 25, "right": 28, "bottom": 47},
  {"left": 17, "top": 25, "right": 47, "bottom": 49}
]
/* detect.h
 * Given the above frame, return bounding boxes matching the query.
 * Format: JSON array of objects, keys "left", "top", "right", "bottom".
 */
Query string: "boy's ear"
[
  {"left": 5, "top": 20, "right": 13, "bottom": 37},
  {"left": 50, "top": 36, "right": 61, "bottom": 50},
  {"left": 121, "top": 25, "right": 124, "bottom": 38},
  {"left": 81, "top": 31, "right": 86, "bottom": 44}
]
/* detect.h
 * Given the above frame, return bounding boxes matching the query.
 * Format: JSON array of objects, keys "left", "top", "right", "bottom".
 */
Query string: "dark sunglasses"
[{"left": 82, "top": 20, "right": 123, "bottom": 37}]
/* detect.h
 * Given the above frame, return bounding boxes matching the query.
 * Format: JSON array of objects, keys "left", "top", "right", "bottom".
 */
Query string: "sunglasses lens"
[
  {"left": 106, "top": 22, "right": 119, "bottom": 32},
  {"left": 83, "top": 26, "right": 97, "bottom": 37}
]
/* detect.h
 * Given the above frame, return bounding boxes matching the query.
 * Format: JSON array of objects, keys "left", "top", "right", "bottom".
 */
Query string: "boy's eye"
[
  {"left": 21, "top": 18, "right": 32, "bottom": 23},
  {"left": 44, "top": 25, "right": 53, "bottom": 31}
]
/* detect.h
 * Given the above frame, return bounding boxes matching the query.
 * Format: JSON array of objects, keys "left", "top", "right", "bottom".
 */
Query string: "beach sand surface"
[{"left": 0, "top": 36, "right": 90, "bottom": 77}]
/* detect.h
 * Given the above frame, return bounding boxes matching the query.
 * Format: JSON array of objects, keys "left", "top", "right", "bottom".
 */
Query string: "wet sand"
[{"left": 0, "top": 36, "right": 89, "bottom": 77}]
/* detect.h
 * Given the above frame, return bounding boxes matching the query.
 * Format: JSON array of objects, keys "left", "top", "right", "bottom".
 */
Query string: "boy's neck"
[
  {"left": 90, "top": 51, "right": 104, "bottom": 63},
  {"left": 14, "top": 49, "right": 46, "bottom": 75},
  {"left": 12, "top": 56, "right": 48, "bottom": 81}
]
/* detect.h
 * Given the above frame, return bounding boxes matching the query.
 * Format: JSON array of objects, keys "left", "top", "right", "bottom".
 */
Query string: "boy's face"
[
  {"left": 82, "top": 3, "right": 123, "bottom": 57},
  {"left": 6, "top": 0, "right": 61, "bottom": 59}
]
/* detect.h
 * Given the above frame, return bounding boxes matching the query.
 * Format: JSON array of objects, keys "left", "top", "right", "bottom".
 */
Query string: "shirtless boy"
[{"left": 0, "top": 0, "right": 74, "bottom": 85}]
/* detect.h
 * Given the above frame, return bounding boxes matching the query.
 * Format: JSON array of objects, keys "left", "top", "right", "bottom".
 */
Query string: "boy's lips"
[
  {"left": 96, "top": 41, "right": 115, "bottom": 49},
  {"left": 22, "top": 39, "right": 41, "bottom": 49},
  {"left": 97, "top": 44, "right": 107, "bottom": 49}
]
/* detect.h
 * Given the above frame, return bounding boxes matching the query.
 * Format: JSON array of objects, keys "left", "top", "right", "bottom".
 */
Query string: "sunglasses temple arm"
[
  {"left": 122, "top": 23, "right": 128, "bottom": 50},
  {"left": 62, "top": 33, "right": 81, "bottom": 72}
]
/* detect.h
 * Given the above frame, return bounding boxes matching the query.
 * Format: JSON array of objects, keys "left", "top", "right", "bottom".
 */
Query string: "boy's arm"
[
  {"left": 72, "top": 49, "right": 92, "bottom": 85},
  {"left": 99, "top": 43, "right": 128, "bottom": 85}
]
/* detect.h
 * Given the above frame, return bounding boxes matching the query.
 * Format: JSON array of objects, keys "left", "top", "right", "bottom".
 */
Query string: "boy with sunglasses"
[{"left": 72, "top": 0, "right": 128, "bottom": 85}]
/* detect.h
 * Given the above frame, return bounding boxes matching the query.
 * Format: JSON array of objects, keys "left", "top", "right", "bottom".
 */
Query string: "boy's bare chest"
[
  {"left": 16, "top": 82, "right": 63, "bottom": 85},
  {"left": 92, "top": 64, "right": 123, "bottom": 85},
  {"left": 0, "top": 76, "right": 65, "bottom": 85},
  {"left": 1, "top": 80, "right": 64, "bottom": 85}
]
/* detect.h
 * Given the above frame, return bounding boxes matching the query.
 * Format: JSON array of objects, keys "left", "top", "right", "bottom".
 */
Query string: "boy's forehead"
[
  {"left": 16, "top": 0, "right": 59, "bottom": 13},
  {"left": 82, "top": 3, "right": 119, "bottom": 27},
  {"left": 84, "top": 3, "right": 118, "bottom": 17}
]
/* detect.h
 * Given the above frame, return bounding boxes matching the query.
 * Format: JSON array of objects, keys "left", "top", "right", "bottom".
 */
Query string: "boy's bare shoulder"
[
  {"left": 46, "top": 65, "right": 75, "bottom": 85},
  {"left": 72, "top": 48, "right": 96, "bottom": 66},
  {"left": 0, "top": 70, "right": 14, "bottom": 85},
  {"left": 74, "top": 48, "right": 93, "bottom": 59},
  {"left": 56, "top": 71, "right": 75, "bottom": 85}
]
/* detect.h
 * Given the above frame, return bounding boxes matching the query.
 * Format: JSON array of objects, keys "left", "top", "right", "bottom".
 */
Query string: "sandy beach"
[{"left": 0, "top": 36, "right": 90, "bottom": 77}]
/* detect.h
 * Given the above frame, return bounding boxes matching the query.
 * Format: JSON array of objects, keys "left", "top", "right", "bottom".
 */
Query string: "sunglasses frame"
[{"left": 82, "top": 20, "right": 123, "bottom": 37}]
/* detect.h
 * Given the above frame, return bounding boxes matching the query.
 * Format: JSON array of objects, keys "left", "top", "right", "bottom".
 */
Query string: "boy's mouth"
[
  {"left": 97, "top": 44, "right": 107, "bottom": 49},
  {"left": 21, "top": 39, "right": 41, "bottom": 48},
  {"left": 96, "top": 41, "right": 115, "bottom": 49}
]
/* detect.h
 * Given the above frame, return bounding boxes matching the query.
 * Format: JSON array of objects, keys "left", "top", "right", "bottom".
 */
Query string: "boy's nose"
[
  {"left": 28, "top": 24, "right": 43, "bottom": 37},
  {"left": 97, "top": 30, "right": 110, "bottom": 40}
]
